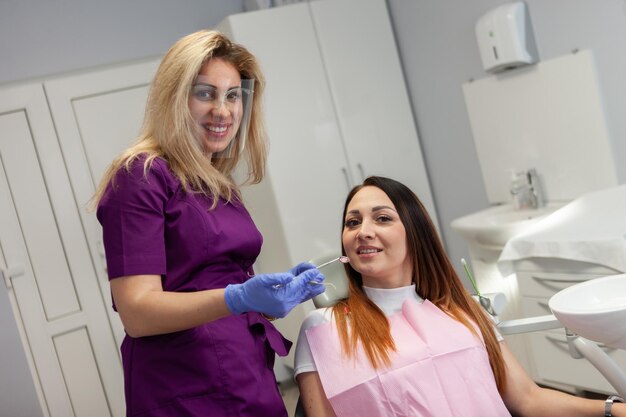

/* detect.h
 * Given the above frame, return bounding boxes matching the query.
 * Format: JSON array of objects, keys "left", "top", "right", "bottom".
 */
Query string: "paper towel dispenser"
[{"left": 475, "top": 2, "right": 538, "bottom": 73}]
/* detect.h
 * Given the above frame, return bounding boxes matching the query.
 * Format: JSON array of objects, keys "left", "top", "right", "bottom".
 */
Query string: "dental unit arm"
[{"left": 476, "top": 292, "right": 626, "bottom": 398}]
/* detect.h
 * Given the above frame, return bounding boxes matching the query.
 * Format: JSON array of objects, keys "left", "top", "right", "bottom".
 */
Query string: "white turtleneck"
[{"left": 362, "top": 284, "right": 423, "bottom": 315}]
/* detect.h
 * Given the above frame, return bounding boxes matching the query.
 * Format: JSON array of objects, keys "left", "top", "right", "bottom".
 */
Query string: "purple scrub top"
[{"left": 97, "top": 156, "right": 290, "bottom": 417}]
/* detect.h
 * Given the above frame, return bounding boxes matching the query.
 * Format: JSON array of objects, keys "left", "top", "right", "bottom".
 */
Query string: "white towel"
[{"left": 498, "top": 184, "right": 626, "bottom": 275}]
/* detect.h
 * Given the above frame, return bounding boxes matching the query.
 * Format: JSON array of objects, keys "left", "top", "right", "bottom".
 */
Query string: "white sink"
[
  {"left": 451, "top": 202, "right": 564, "bottom": 248},
  {"left": 549, "top": 274, "right": 626, "bottom": 349}
]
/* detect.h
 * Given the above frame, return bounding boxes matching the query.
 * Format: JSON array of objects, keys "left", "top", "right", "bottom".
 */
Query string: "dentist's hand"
[
  {"left": 224, "top": 263, "right": 326, "bottom": 318},
  {"left": 289, "top": 261, "right": 317, "bottom": 276}
]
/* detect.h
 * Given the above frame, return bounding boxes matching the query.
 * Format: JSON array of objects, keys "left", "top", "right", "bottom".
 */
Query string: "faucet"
[{"left": 510, "top": 168, "right": 544, "bottom": 209}]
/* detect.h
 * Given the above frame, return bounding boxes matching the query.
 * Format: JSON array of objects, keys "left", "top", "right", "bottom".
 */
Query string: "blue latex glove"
[
  {"left": 224, "top": 263, "right": 326, "bottom": 318},
  {"left": 289, "top": 262, "right": 317, "bottom": 276}
]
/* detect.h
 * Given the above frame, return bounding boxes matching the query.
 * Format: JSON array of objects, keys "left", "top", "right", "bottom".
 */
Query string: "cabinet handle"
[
  {"left": 544, "top": 334, "right": 612, "bottom": 352},
  {"left": 537, "top": 301, "right": 552, "bottom": 312},
  {"left": 1, "top": 264, "right": 25, "bottom": 289},
  {"left": 544, "top": 334, "right": 572, "bottom": 353},
  {"left": 341, "top": 167, "right": 351, "bottom": 191},
  {"left": 356, "top": 163, "right": 365, "bottom": 181},
  {"left": 531, "top": 275, "right": 585, "bottom": 292},
  {"left": 531, "top": 275, "right": 587, "bottom": 283}
]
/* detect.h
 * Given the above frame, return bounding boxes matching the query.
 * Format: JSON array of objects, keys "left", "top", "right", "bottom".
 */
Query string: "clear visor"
[{"left": 191, "top": 79, "right": 254, "bottom": 159}]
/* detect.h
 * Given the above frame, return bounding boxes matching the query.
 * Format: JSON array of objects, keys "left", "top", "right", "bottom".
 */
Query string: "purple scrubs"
[{"left": 97, "top": 156, "right": 290, "bottom": 417}]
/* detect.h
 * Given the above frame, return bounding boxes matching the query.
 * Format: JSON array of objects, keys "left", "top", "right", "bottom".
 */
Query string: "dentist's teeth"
[{"left": 207, "top": 125, "right": 227, "bottom": 133}]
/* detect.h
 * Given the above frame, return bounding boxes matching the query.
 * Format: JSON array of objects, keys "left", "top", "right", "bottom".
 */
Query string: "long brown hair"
[
  {"left": 91, "top": 30, "right": 267, "bottom": 209},
  {"left": 331, "top": 176, "right": 507, "bottom": 393}
]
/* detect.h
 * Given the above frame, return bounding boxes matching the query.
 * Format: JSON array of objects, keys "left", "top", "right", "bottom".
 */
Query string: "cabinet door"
[
  {"left": 0, "top": 83, "right": 124, "bottom": 416},
  {"left": 516, "top": 270, "right": 620, "bottom": 392},
  {"left": 44, "top": 59, "right": 158, "bottom": 349},
  {"left": 527, "top": 329, "right": 626, "bottom": 394},
  {"left": 221, "top": 0, "right": 440, "bottom": 265},
  {"left": 311, "top": 0, "right": 439, "bottom": 228}
]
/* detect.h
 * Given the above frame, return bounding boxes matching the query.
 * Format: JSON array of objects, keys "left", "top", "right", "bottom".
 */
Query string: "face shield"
[{"left": 190, "top": 79, "right": 255, "bottom": 159}]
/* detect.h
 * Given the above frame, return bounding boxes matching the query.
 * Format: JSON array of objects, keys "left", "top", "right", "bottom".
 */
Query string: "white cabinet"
[
  {"left": 219, "top": 0, "right": 437, "bottom": 368},
  {"left": 220, "top": 0, "right": 436, "bottom": 272},
  {"left": 45, "top": 59, "right": 159, "bottom": 350},
  {"left": 513, "top": 258, "right": 626, "bottom": 394},
  {"left": 0, "top": 59, "right": 157, "bottom": 416},
  {"left": 0, "top": 83, "right": 126, "bottom": 416}
]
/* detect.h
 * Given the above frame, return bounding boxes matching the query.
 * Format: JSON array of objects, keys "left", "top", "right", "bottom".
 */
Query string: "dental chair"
[
  {"left": 293, "top": 258, "right": 626, "bottom": 417},
  {"left": 291, "top": 259, "right": 542, "bottom": 417}
]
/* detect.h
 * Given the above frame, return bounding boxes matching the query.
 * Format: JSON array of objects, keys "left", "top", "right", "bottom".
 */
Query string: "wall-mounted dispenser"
[{"left": 475, "top": 2, "right": 538, "bottom": 73}]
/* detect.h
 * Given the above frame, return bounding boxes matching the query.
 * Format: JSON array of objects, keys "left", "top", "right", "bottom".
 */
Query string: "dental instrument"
[
  {"left": 273, "top": 256, "right": 350, "bottom": 288},
  {"left": 316, "top": 255, "right": 350, "bottom": 270}
]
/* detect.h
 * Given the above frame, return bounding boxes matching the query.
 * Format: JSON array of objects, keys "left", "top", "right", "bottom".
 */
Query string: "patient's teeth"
[{"left": 359, "top": 249, "right": 380, "bottom": 254}]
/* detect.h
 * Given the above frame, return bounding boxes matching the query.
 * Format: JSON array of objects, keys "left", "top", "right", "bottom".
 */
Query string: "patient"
[{"left": 294, "top": 176, "right": 626, "bottom": 417}]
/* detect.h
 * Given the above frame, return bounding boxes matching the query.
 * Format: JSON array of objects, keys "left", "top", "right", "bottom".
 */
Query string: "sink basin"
[
  {"left": 549, "top": 274, "right": 626, "bottom": 349},
  {"left": 451, "top": 202, "right": 564, "bottom": 248}
]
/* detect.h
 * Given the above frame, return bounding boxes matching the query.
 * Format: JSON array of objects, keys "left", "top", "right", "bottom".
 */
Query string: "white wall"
[{"left": 387, "top": 0, "right": 626, "bottom": 282}]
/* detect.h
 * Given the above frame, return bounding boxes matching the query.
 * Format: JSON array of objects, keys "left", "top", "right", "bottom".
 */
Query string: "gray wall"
[
  {"left": 2, "top": 0, "right": 626, "bottom": 414},
  {"left": 0, "top": 0, "right": 245, "bottom": 84}
]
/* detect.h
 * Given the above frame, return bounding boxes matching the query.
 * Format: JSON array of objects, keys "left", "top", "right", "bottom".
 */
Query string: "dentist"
[{"left": 93, "top": 30, "right": 325, "bottom": 417}]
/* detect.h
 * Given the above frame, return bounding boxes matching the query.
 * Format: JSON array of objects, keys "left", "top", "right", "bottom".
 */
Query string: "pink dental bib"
[{"left": 306, "top": 299, "right": 511, "bottom": 417}]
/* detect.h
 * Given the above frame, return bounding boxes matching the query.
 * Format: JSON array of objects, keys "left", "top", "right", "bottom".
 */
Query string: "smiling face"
[
  {"left": 342, "top": 186, "right": 414, "bottom": 288},
  {"left": 188, "top": 58, "right": 243, "bottom": 156}
]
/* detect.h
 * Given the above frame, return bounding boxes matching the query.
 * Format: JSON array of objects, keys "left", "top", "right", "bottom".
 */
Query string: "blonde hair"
[
  {"left": 333, "top": 177, "right": 507, "bottom": 393},
  {"left": 91, "top": 30, "right": 267, "bottom": 209}
]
